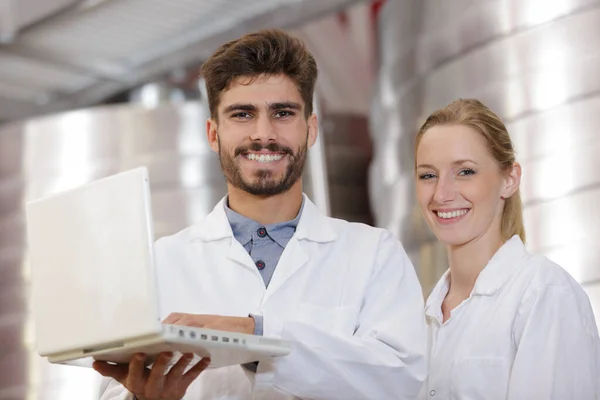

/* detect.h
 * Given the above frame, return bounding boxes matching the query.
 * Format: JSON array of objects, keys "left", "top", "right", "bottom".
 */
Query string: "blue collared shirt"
[
  {"left": 224, "top": 200, "right": 302, "bottom": 288},
  {"left": 224, "top": 198, "right": 304, "bottom": 333},
  {"left": 224, "top": 198, "right": 304, "bottom": 372}
]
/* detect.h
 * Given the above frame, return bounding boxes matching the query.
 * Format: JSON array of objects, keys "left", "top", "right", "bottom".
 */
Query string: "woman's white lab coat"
[
  {"left": 420, "top": 235, "right": 600, "bottom": 400},
  {"left": 100, "top": 196, "right": 427, "bottom": 400}
]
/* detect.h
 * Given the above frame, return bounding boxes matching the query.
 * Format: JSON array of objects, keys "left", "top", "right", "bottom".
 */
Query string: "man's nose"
[{"left": 250, "top": 115, "right": 277, "bottom": 142}]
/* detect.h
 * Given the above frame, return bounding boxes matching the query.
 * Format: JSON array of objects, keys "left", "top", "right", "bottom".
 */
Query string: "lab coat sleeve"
[
  {"left": 270, "top": 231, "right": 428, "bottom": 400},
  {"left": 250, "top": 313, "right": 264, "bottom": 336},
  {"left": 507, "top": 285, "right": 600, "bottom": 399},
  {"left": 98, "top": 377, "right": 135, "bottom": 400}
]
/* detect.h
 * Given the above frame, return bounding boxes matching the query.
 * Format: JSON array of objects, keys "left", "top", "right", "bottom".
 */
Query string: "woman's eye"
[
  {"left": 458, "top": 168, "right": 476, "bottom": 176},
  {"left": 418, "top": 173, "right": 436, "bottom": 180}
]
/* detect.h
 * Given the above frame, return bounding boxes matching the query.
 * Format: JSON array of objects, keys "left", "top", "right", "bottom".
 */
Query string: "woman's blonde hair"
[{"left": 414, "top": 98, "right": 526, "bottom": 243}]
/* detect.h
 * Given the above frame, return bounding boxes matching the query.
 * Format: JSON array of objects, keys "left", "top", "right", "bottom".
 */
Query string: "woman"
[{"left": 415, "top": 99, "right": 600, "bottom": 399}]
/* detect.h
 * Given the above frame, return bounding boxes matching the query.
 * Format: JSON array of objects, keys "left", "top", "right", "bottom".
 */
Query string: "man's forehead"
[
  {"left": 219, "top": 75, "right": 303, "bottom": 106},
  {"left": 231, "top": 73, "right": 290, "bottom": 87}
]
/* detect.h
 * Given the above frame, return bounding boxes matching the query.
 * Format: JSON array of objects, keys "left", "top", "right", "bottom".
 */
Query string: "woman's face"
[{"left": 415, "top": 124, "right": 520, "bottom": 247}]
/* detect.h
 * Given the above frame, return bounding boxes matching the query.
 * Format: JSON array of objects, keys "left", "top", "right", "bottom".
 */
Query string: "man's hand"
[
  {"left": 93, "top": 315, "right": 252, "bottom": 398},
  {"left": 163, "top": 313, "right": 255, "bottom": 335},
  {"left": 93, "top": 352, "right": 210, "bottom": 400}
]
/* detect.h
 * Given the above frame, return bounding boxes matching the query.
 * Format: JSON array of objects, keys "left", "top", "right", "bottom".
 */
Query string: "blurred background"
[{"left": 0, "top": 0, "right": 599, "bottom": 398}]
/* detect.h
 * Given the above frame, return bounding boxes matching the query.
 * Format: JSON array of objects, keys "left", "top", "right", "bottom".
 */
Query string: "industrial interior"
[{"left": 0, "top": 0, "right": 599, "bottom": 398}]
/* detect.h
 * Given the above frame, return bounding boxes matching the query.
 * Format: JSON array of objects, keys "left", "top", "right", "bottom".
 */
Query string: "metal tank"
[
  {"left": 370, "top": 0, "right": 600, "bottom": 324},
  {"left": 0, "top": 94, "right": 331, "bottom": 397}
]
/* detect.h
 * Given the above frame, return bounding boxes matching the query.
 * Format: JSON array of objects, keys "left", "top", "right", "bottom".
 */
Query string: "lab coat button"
[
  {"left": 256, "top": 260, "right": 266, "bottom": 270},
  {"left": 430, "top": 390, "right": 436, "bottom": 396}
]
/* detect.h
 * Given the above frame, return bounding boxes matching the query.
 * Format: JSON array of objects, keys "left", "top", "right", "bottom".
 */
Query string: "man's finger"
[
  {"left": 181, "top": 357, "right": 211, "bottom": 387},
  {"left": 145, "top": 352, "right": 173, "bottom": 395},
  {"left": 92, "top": 361, "right": 129, "bottom": 383},
  {"left": 162, "top": 312, "right": 184, "bottom": 324},
  {"left": 126, "top": 353, "right": 149, "bottom": 394},
  {"left": 166, "top": 353, "right": 194, "bottom": 380},
  {"left": 161, "top": 353, "right": 195, "bottom": 398}
]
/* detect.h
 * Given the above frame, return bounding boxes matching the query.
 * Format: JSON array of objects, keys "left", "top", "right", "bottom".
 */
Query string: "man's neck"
[{"left": 227, "top": 182, "right": 304, "bottom": 225}]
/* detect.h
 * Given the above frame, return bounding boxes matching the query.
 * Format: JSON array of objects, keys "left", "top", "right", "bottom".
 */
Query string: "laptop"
[{"left": 25, "top": 167, "right": 291, "bottom": 369}]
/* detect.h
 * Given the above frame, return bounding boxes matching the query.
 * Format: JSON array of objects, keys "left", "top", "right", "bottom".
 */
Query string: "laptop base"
[{"left": 47, "top": 325, "right": 291, "bottom": 369}]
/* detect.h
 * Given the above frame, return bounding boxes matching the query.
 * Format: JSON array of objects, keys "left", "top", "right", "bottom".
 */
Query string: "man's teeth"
[
  {"left": 246, "top": 153, "right": 284, "bottom": 163},
  {"left": 437, "top": 209, "right": 468, "bottom": 219}
]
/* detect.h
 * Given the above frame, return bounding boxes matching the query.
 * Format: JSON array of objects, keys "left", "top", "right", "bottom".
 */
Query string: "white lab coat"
[
  {"left": 100, "top": 195, "right": 427, "bottom": 400},
  {"left": 420, "top": 235, "right": 600, "bottom": 400}
]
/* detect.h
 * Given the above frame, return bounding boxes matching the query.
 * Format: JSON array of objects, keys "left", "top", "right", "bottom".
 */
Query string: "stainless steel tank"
[
  {"left": 370, "top": 0, "right": 600, "bottom": 324},
  {"left": 0, "top": 97, "right": 331, "bottom": 397}
]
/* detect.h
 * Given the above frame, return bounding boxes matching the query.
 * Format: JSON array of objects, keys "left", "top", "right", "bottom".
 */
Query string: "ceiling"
[{"left": 0, "top": 0, "right": 373, "bottom": 123}]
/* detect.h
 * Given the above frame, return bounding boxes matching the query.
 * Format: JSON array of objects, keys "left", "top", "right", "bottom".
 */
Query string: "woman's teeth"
[
  {"left": 246, "top": 153, "right": 284, "bottom": 163},
  {"left": 437, "top": 209, "right": 468, "bottom": 219}
]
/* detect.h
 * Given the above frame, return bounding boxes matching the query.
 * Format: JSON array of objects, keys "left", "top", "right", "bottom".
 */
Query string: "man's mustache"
[{"left": 234, "top": 142, "right": 294, "bottom": 157}]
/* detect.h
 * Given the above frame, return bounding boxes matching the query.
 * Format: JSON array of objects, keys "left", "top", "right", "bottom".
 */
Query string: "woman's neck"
[{"left": 446, "top": 231, "right": 504, "bottom": 298}]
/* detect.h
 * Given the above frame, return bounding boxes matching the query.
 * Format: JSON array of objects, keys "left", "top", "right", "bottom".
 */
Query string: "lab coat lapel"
[
  {"left": 262, "top": 236, "right": 309, "bottom": 304},
  {"left": 190, "top": 197, "right": 262, "bottom": 275},
  {"left": 261, "top": 196, "right": 335, "bottom": 304}
]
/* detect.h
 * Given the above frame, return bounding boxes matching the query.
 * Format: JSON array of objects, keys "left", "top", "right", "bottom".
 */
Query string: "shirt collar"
[
  {"left": 223, "top": 196, "right": 304, "bottom": 247},
  {"left": 189, "top": 194, "right": 336, "bottom": 243}
]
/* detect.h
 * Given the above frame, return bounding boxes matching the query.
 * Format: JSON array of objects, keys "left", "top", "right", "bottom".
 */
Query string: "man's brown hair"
[{"left": 201, "top": 28, "right": 318, "bottom": 120}]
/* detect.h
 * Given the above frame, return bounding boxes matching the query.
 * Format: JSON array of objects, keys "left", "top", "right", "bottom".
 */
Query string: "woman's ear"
[{"left": 501, "top": 162, "right": 521, "bottom": 199}]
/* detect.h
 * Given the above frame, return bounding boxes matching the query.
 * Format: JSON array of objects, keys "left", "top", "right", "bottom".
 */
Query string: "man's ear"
[
  {"left": 307, "top": 114, "right": 318, "bottom": 148},
  {"left": 206, "top": 118, "right": 219, "bottom": 153}
]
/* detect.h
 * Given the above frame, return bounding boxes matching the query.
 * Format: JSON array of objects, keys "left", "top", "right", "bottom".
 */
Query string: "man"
[{"left": 95, "top": 28, "right": 427, "bottom": 400}]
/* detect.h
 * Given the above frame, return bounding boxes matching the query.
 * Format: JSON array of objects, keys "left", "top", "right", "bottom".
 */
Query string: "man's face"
[{"left": 206, "top": 74, "right": 318, "bottom": 196}]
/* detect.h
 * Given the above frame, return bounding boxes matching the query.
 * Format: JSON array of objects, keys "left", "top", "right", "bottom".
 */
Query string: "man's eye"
[
  {"left": 274, "top": 111, "right": 294, "bottom": 118},
  {"left": 232, "top": 112, "right": 252, "bottom": 119}
]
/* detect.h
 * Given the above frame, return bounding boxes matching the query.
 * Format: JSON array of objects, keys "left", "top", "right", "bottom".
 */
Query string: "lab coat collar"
[
  {"left": 425, "top": 235, "right": 528, "bottom": 319},
  {"left": 471, "top": 235, "right": 529, "bottom": 295},
  {"left": 189, "top": 194, "right": 336, "bottom": 243},
  {"left": 425, "top": 269, "right": 450, "bottom": 321}
]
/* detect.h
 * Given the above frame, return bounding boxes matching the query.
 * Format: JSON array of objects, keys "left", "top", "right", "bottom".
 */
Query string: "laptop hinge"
[{"left": 82, "top": 340, "right": 125, "bottom": 354}]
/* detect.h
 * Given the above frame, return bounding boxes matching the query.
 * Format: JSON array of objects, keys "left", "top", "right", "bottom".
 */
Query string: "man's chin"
[
  {"left": 242, "top": 173, "right": 283, "bottom": 186},
  {"left": 244, "top": 183, "right": 284, "bottom": 195},
  {"left": 234, "top": 177, "right": 292, "bottom": 196}
]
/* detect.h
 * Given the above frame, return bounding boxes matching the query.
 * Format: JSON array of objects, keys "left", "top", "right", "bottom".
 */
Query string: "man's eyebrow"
[
  {"left": 268, "top": 102, "right": 302, "bottom": 111},
  {"left": 223, "top": 103, "right": 258, "bottom": 113}
]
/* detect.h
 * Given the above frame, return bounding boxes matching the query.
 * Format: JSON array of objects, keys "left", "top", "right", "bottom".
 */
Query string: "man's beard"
[{"left": 218, "top": 135, "right": 308, "bottom": 196}]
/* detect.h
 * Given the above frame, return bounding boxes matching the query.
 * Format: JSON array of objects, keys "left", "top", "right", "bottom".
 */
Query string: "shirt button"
[
  {"left": 430, "top": 390, "right": 436, "bottom": 397},
  {"left": 256, "top": 260, "right": 266, "bottom": 270},
  {"left": 257, "top": 227, "right": 267, "bottom": 237}
]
